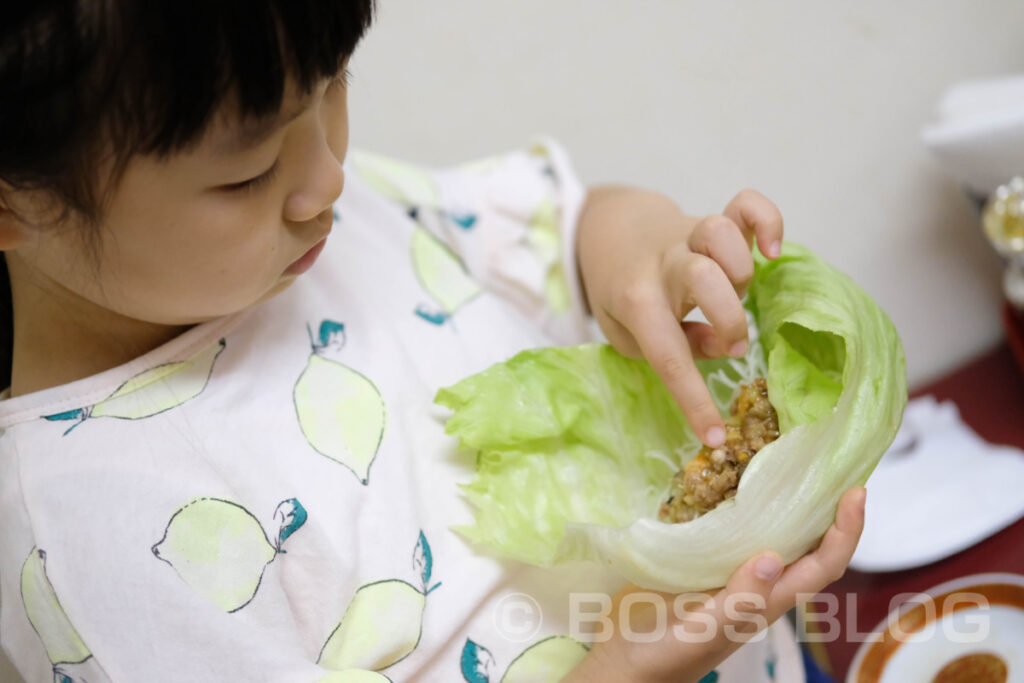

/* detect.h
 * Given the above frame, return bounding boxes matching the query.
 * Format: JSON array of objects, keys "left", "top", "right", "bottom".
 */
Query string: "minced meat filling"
[{"left": 658, "top": 378, "right": 780, "bottom": 523}]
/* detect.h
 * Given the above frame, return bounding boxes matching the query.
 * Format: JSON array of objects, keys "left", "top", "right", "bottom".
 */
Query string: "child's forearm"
[{"left": 560, "top": 648, "right": 636, "bottom": 683}]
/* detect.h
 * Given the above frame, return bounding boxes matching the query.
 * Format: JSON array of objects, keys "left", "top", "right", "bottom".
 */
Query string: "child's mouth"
[{"left": 285, "top": 237, "right": 328, "bottom": 275}]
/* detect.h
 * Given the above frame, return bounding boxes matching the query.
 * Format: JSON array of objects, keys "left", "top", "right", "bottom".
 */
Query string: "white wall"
[{"left": 348, "top": 0, "right": 1024, "bottom": 388}]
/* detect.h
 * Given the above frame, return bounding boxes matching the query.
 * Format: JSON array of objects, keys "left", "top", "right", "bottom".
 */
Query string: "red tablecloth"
[{"left": 818, "top": 342, "right": 1024, "bottom": 677}]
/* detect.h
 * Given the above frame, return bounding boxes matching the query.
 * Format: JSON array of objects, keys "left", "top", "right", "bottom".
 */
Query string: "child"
[{"left": 0, "top": 3, "right": 864, "bottom": 681}]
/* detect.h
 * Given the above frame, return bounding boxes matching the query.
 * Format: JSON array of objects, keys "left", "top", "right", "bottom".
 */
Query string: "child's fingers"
[
  {"left": 663, "top": 251, "right": 749, "bottom": 358},
  {"left": 683, "top": 551, "right": 784, "bottom": 653},
  {"left": 722, "top": 189, "right": 784, "bottom": 260},
  {"left": 687, "top": 215, "right": 755, "bottom": 294},
  {"left": 596, "top": 312, "right": 724, "bottom": 361},
  {"left": 681, "top": 321, "right": 730, "bottom": 359},
  {"left": 622, "top": 301, "right": 725, "bottom": 446},
  {"left": 766, "top": 487, "right": 866, "bottom": 618}
]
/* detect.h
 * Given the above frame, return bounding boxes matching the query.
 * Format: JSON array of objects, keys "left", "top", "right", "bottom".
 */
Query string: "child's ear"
[{"left": 0, "top": 188, "right": 33, "bottom": 251}]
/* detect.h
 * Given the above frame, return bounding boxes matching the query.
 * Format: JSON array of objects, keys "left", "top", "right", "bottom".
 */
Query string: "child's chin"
[{"left": 254, "top": 277, "right": 297, "bottom": 304}]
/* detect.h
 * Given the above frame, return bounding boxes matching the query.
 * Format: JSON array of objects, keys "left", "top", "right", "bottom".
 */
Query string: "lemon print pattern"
[
  {"left": 152, "top": 497, "right": 307, "bottom": 612},
  {"left": 294, "top": 320, "right": 386, "bottom": 485},
  {"left": 319, "top": 531, "right": 441, "bottom": 672},
  {"left": 460, "top": 636, "right": 588, "bottom": 683},
  {"left": 525, "top": 199, "right": 571, "bottom": 314},
  {"left": 348, "top": 151, "right": 480, "bottom": 326},
  {"left": 348, "top": 150, "right": 477, "bottom": 228},
  {"left": 43, "top": 338, "right": 226, "bottom": 435},
  {"left": 21, "top": 548, "right": 112, "bottom": 683},
  {"left": 409, "top": 210, "right": 482, "bottom": 325}
]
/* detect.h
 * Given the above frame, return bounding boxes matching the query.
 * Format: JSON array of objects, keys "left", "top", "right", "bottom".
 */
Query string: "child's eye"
[{"left": 222, "top": 160, "right": 280, "bottom": 193}]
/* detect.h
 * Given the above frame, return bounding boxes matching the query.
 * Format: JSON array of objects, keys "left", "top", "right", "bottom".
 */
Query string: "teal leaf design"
[
  {"left": 43, "top": 409, "right": 84, "bottom": 422},
  {"left": 698, "top": 672, "right": 719, "bottom": 683},
  {"left": 42, "top": 408, "right": 88, "bottom": 435},
  {"left": 449, "top": 212, "right": 477, "bottom": 230},
  {"left": 317, "top": 320, "right": 347, "bottom": 349},
  {"left": 414, "top": 306, "right": 448, "bottom": 326},
  {"left": 273, "top": 498, "right": 308, "bottom": 551},
  {"left": 414, "top": 531, "right": 442, "bottom": 593},
  {"left": 460, "top": 638, "right": 493, "bottom": 683}
]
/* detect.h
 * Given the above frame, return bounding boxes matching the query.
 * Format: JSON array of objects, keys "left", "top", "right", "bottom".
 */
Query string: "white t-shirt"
[{"left": 0, "top": 140, "right": 795, "bottom": 683}]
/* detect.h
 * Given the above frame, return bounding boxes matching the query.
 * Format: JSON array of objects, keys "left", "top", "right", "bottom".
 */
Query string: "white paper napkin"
[{"left": 850, "top": 395, "right": 1024, "bottom": 572}]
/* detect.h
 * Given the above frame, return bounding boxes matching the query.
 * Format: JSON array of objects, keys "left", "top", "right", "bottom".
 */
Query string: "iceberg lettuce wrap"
[{"left": 435, "top": 242, "right": 907, "bottom": 592}]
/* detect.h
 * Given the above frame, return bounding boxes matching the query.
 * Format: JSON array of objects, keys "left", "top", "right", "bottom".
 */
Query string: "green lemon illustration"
[
  {"left": 319, "top": 579, "right": 426, "bottom": 671},
  {"left": 501, "top": 636, "right": 589, "bottom": 683},
  {"left": 544, "top": 265, "right": 571, "bottom": 314},
  {"left": 319, "top": 532, "right": 439, "bottom": 672},
  {"left": 294, "top": 320, "right": 386, "bottom": 484},
  {"left": 92, "top": 338, "right": 225, "bottom": 419},
  {"left": 44, "top": 339, "right": 225, "bottom": 434},
  {"left": 524, "top": 200, "right": 570, "bottom": 314},
  {"left": 526, "top": 200, "right": 560, "bottom": 263},
  {"left": 411, "top": 226, "right": 481, "bottom": 315},
  {"left": 317, "top": 670, "right": 392, "bottom": 683},
  {"left": 152, "top": 497, "right": 307, "bottom": 612},
  {"left": 20, "top": 549, "right": 92, "bottom": 668},
  {"left": 350, "top": 151, "right": 441, "bottom": 208}
]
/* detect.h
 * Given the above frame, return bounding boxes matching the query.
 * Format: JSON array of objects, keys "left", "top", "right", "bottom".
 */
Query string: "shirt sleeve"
[{"left": 346, "top": 138, "right": 592, "bottom": 346}]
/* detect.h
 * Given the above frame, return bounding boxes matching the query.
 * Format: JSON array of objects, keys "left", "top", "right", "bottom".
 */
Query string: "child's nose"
[{"left": 283, "top": 142, "right": 345, "bottom": 224}]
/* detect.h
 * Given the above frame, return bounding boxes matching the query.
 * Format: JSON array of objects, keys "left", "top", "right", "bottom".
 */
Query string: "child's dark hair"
[{"left": 0, "top": 0, "right": 375, "bottom": 391}]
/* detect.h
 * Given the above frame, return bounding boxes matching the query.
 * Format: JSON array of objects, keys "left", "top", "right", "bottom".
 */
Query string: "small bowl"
[{"left": 846, "top": 573, "right": 1024, "bottom": 683}]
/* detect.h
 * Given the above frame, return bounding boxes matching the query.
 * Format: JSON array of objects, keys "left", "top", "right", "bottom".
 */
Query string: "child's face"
[{"left": 16, "top": 71, "right": 350, "bottom": 326}]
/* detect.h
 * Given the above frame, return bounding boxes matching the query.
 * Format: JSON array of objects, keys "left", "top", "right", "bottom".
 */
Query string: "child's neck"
[{"left": 5, "top": 253, "right": 192, "bottom": 398}]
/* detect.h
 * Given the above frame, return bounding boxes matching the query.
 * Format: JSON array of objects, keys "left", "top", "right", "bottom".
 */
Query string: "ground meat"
[{"left": 658, "top": 378, "right": 780, "bottom": 523}]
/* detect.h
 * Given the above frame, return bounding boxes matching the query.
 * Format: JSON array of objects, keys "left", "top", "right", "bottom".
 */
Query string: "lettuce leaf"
[{"left": 436, "top": 242, "right": 907, "bottom": 592}]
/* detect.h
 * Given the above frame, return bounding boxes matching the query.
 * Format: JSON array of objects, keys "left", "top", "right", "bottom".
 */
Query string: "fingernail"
[
  {"left": 705, "top": 426, "right": 725, "bottom": 447},
  {"left": 768, "top": 241, "right": 781, "bottom": 259},
  {"left": 755, "top": 555, "right": 783, "bottom": 581},
  {"left": 729, "top": 340, "right": 748, "bottom": 358}
]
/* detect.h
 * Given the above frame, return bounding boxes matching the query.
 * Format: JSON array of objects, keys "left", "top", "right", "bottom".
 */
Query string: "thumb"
[{"left": 693, "top": 551, "right": 783, "bottom": 646}]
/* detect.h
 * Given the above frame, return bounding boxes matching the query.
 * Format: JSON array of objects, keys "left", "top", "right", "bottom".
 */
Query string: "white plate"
[
  {"left": 847, "top": 573, "right": 1024, "bottom": 683},
  {"left": 850, "top": 397, "right": 1024, "bottom": 573}
]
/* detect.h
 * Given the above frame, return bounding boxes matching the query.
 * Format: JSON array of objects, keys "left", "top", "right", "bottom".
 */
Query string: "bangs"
[
  {"left": 119, "top": 1, "right": 376, "bottom": 155},
  {"left": 0, "top": 0, "right": 375, "bottom": 188}
]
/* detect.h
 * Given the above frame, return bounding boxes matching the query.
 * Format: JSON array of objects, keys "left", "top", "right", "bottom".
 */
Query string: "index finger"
[
  {"left": 722, "top": 189, "right": 784, "bottom": 260},
  {"left": 624, "top": 301, "right": 726, "bottom": 447}
]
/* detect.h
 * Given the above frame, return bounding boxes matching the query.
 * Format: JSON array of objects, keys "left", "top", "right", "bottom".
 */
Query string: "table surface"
[{"left": 819, "top": 341, "right": 1024, "bottom": 678}]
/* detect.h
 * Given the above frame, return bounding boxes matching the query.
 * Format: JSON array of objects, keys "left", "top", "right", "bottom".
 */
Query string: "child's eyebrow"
[{"left": 214, "top": 94, "right": 313, "bottom": 156}]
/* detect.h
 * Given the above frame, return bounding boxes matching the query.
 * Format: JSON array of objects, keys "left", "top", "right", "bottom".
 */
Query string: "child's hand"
[
  {"left": 561, "top": 487, "right": 866, "bottom": 683},
  {"left": 577, "top": 187, "right": 783, "bottom": 446}
]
